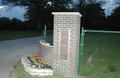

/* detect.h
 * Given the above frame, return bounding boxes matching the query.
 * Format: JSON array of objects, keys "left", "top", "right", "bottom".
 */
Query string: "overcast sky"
[{"left": 0, "top": 0, "right": 119, "bottom": 21}]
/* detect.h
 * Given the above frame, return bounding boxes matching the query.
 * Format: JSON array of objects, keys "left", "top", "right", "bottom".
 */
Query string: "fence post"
[
  {"left": 43, "top": 25, "right": 46, "bottom": 41},
  {"left": 78, "top": 27, "right": 84, "bottom": 75},
  {"left": 43, "top": 30, "right": 44, "bottom": 40},
  {"left": 43, "top": 25, "right": 47, "bottom": 41}
]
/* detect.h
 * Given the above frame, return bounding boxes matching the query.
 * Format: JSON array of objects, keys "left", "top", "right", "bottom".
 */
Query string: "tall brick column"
[{"left": 52, "top": 12, "right": 82, "bottom": 77}]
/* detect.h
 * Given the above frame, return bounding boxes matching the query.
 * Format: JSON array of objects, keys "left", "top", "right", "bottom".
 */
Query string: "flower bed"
[
  {"left": 21, "top": 53, "right": 53, "bottom": 77},
  {"left": 26, "top": 53, "right": 52, "bottom": 69}
]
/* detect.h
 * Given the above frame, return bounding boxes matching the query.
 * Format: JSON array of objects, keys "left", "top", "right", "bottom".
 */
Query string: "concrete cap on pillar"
[{"left": 52, "top": 12, "right": 82, "bottom": 17}]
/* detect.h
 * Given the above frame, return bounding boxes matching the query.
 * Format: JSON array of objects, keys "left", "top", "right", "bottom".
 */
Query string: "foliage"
[
  {"left": 10, "top": 62, "right": 84, "bottom": 78},
  {"left": 1, "top": 0, "right": 120, "bottom": 31},
  {"left": 84, "top": 3, "right": 106, "bottom": 30},
  {"left": 2, "top": 0, "right": 73, "bottom": 31},
  {"left": 73, "top": 0, "right": 106, "bottom": 30},
  {"left": 107, "top": 6, "right": 120, "bottom": 31},
  {"left": 0, "top": 17, "right": 10, "bottom": 31},
  {"left": 28, "top": 53, "right": 49, "bottom": 68},
  {"left": 0, "top": 17, "right": 37, "bottom": 31}
]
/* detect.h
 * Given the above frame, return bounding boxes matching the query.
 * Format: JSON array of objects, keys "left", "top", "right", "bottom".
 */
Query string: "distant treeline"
[
  {"left": 0, "top": 17, "right": 38, "bottom": 31},
  {"left": 0, "top": 0, "right": 120, "bottom": 31}
]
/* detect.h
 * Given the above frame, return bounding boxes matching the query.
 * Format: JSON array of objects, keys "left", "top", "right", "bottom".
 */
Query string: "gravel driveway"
[{"left": 0, "top": 36, "right": 42, "bottom": 78}]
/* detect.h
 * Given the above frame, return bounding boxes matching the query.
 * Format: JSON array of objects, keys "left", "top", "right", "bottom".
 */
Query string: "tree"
[
  {"left": 10, "top": 17, "right": 19, "bottom": 31},
  {"left": 0, "top": 16, "right": 33, "bottom": 31},
  {"left": 0, "top": 17, "right": 11, "bottom": 31},
  {"left": 73, "top": 0, "right": 106, "bottom": 30},
  {"left": 107, "top": 6, "right": 120, "bottom": 31},
  {"left": 84, "top": 3, "right": 106, "bottom": 30},
  {"left": 2, "top": 0, "right": 73, "bottom": 31}
]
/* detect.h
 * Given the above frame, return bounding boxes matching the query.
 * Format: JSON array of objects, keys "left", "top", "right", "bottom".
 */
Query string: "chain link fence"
[
  {"left": 45, "top": 30, "right": 53, "bottom": 45},
  {"left": 80, "top": 29, "right": 120, "bottom": 78}
]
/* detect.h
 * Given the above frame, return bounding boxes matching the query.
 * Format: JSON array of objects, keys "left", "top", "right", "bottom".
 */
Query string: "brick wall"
[
  {"left": 39, "top": 40, "right": 53, "bottom": 66},
  {"left": 52, "top": 12, "right": 82, "bottom": 77}
]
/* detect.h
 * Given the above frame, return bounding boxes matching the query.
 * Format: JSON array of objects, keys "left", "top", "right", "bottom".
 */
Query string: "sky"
[
  {"left": 0, "top": 0, "right": 119, "bottom": 21},
  {"left": 102, "top": 0, "right": 119, "bottom": 15}
]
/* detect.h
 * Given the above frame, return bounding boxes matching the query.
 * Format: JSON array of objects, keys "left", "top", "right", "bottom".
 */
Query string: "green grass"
[
  {"left": 0, "top": 31, "right": 42, "bottom": 41},
  {"left": 9, "top": 32, "right": 120, "bottom": 78},
  {"left": 10, "top": 62, "right": 84, "bottom": 78},
  {"left": 80, "top": 32, "right": 120, "bottom": 78}
]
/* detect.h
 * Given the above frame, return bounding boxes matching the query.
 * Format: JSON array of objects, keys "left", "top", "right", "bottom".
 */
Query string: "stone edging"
[
  {"left": 21, "top": 55, "right": 53, "bottom": 76},
  {"left": 40, "top": 40, "right": 50, "bottom": 46}
]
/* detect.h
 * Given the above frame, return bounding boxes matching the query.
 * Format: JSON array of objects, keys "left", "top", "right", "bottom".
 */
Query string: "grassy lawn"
[
  {"left": 0, "top": 31, "right": 42, "bottom": 41},
  {"left": 10, "top": 62, "right": 64, "bottom": 78},
  {"left": 9, "top": 32, "right": 120, "bottom": 78},
  {"left": 81, "top": 32, "right": 120, "bottom": 78},
  {"left": 10, "top": 62, "right": 84, "bottom": 78}
]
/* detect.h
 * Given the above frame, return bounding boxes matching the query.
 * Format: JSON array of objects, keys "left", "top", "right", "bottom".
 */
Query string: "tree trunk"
[{"left": 37, "top": 15, "right": 42, "bottom": 32}]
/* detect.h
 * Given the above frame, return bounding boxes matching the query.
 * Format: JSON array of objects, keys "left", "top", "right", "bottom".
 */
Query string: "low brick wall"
[{"left": 39, "top": 40, "right": 53, "bottom": 67}]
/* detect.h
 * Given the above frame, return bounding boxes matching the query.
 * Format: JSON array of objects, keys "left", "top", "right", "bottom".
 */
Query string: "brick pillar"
[{"left": 52, "top": 12, "right": 82, "bottom": 77}]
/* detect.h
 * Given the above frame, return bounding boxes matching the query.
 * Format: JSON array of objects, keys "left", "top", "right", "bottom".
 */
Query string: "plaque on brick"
[{"left": 60, "top": 30, "right": 69, "bottom": 60}]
